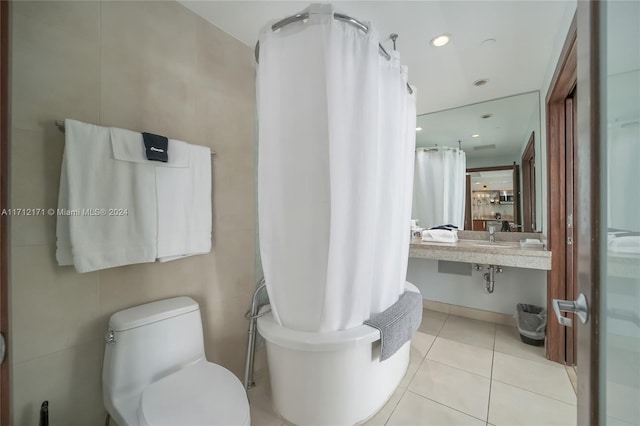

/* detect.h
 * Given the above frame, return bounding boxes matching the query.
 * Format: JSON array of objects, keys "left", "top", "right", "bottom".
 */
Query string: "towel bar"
[{"left": 55, "top": 120, "right": 217, "bottom": 156}]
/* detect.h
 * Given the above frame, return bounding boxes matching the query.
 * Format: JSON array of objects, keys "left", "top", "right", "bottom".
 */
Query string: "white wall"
[
  {"left": 10, "top": 2, "right": 256, "bottom": 424},
  {"left": 407, "top": 258, "right": 547, "bottom": 315}
]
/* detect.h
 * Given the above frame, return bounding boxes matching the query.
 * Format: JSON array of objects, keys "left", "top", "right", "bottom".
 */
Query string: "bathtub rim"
[{"left": 257, "top": 282, "right": 419, "bottom": 352}]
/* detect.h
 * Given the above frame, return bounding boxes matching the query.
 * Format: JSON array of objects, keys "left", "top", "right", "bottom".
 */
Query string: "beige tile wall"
[{"left": 9, "top": 1, "right": 256, "bottom": 424}]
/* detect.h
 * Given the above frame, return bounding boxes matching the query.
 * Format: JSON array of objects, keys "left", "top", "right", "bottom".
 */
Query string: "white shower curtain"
[
  {"left": 257, "top": 4, "right": 416, "bottom": 332},
  {"left": 412, "top": 149, "right": 466, "bottom": 230}
]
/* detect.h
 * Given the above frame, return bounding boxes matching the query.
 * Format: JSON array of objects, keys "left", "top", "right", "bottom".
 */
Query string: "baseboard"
[{"left": 422, "top": 299, "right": 516, "bottom": 326}]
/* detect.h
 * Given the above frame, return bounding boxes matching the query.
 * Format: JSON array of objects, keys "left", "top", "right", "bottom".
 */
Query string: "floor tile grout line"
[
  {"left": 492, "top": 346, "right": 557, "bottom": 367},
  {"left": 428, "top": 316, "right": 563, "bottom": 374},
  {"left": 422, "top": 357, "right": 492, "bottom": 380},
  {"left": 490, "top": 377, "right": 577, "bottom": 406},
  {"left": 382, "top": 386, "right": 408, "bottom": 426},
  {"left": 404, "top": 389, "right": 489, "bottom": 424},
  {"left": 492, "top": 339, "right": 562, "bottom": 365},
  {"left": 403, "top": 347, "right": 431, "bottom": 390},
  {"left": 431, "top": 334, "right": 495, "bottom": 353},
  {"left": 486, "top": 326, "right": 497, "bottom": 423}
]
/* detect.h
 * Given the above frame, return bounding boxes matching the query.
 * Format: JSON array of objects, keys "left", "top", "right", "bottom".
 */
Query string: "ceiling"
[{"left": 180, "top": 0, "right": 576, "bottom": 115}]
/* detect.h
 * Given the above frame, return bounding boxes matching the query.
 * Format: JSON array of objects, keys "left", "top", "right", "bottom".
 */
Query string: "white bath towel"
[
  {"left": 110, "top": 127, "right": 211, "bottom": 261},
  {"left": 110, "top": 127, "right": 190, "bottom": 168},
  {"left": 421, "top": 229, "right": 458, "bottom": 243},
  {"left": 56, "top": 119, "right": 158, "bottom": 272},
  {"left": 608, "top": 232, "right": 640, "bottom": 255},
  {"left": 156, "top": 142, "right": 212, "bottom": 262}
]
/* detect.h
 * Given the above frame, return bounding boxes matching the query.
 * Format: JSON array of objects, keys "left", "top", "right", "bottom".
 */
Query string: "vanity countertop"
[{"left": 409, "top": 235, "right": 552, "bottom": 270}]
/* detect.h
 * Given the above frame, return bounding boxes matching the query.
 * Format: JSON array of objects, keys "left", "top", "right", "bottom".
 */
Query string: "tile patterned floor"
[{"left": 249, "top": 309, "right": 577, "bottom": 426}]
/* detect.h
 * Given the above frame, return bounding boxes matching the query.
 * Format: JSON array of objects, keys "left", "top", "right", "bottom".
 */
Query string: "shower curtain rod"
[
  {"left": 54, "top": 120, "right": 217, "bottom": 156},
  {"left": 254, "top": 11, "right": 414, "bottom": 95},
  {"left": 417, "top": 146, "right": 463, "bottom": 153}
]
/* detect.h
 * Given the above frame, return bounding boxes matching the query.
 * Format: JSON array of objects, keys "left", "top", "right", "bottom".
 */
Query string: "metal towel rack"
[
  {"left": 253, "top": 11, "right": 414, "bottom": 95},
  {"left": 55, "top": 120, "right": 217, "bottom": 156}
]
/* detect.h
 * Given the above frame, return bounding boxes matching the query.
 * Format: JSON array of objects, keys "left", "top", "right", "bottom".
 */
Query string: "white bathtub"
[{"left": 257, "top": 282, "right": 419, "bottom": 425}]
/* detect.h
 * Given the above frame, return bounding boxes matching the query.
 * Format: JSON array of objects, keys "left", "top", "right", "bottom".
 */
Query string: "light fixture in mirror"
[{"left": 412, "top": 91, "right": 541, "bottom": 232}]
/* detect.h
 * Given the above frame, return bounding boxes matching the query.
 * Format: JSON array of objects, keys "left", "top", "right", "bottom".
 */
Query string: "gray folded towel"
[{"left": 364, "top": 291, "right": 422, "bottom": 361}]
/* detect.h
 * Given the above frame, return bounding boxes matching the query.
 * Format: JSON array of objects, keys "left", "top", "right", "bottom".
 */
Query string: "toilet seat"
[{"left": 138, "top": 360, "right": 250, "bottom": 426}]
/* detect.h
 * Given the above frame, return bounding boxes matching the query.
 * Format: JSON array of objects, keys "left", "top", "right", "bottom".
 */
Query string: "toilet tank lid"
[{"left": 109, "top": 297, "right": 200, "bottom": 331}]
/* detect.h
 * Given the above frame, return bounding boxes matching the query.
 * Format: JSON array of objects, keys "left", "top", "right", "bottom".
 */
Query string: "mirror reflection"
[{"left": 412, "top": 91, "right": 541, "bottom": 232}]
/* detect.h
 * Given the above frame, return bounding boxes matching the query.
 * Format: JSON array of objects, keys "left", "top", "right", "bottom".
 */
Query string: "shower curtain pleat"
[
  {"left": 412, "top": 149, "right": 467, "bottom": 230},
  {"left": 257, "top": 4, "right": 416, "bottom": 332}
]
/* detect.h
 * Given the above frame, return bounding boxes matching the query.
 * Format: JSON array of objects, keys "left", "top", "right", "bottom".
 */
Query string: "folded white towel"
[
  {"left": 608, "top": 235, "right": 640, "bottom": 254},
  {"left": 156, "top": 141, "right": 212, "bottom": 262},
  {"left": 56, "top": 119, "right": 157, "bottom": 272},
  {"left": 421, "top": 229, "right": 458, "bottom": 243},
  {"left": 110, "top": 127, "right": 190, "bottom": 168}
]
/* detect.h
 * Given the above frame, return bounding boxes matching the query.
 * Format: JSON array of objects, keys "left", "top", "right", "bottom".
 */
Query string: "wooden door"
[
  {"left": 511, "top": 162, "right": 521, "bottom": 231},
  {"left": 564, "top": 90, "right": 578, "bottom": 366},
  {"left": 0, "top": 1, "right": 10, "bottom": 423},
  {"left": 572, "top": 1, "right": 640, "bottom": 424},
  {"left": 545, "top": 13, "right": 576, "bottom": 365},
  {"left": 472, "top": 220, "right": 485, "bottom": 231},
  {"left": 574, "top": 2, "right": 600, "bottom": 422},
  {"left": 464, "top": 175, "right": 471, "bottom": 230}
]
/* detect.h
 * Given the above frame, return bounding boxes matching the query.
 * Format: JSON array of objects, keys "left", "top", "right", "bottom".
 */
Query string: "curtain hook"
[{"left": 390, "top": 33, "right": 398, "bottom": 51}]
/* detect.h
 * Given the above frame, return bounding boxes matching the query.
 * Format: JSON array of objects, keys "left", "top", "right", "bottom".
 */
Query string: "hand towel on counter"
[
  {"left": 56, "top": 119, "right": 157, "bottom": 272},
  {"left": 421, "top": 228, "right": 458, "bottom": 243},
  {"left": 156, "top": 142, "right": 212, "bottom": 262}
]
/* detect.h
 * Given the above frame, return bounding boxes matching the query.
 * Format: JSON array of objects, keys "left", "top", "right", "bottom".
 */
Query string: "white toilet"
[{"left": 102, "top": 296, "right": 250, "bottom": 426}]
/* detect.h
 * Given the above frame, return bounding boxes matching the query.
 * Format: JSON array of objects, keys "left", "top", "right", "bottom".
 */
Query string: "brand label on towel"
[{"left": 142, "top": 132, "right": 169, "bottom": 162}]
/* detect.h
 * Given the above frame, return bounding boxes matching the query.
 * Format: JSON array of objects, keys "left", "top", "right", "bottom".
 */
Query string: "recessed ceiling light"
[
  {"left": 472, "top": 134, "right": 480, "bottom": 138},
  {"left": 473, "top": 79, "right": 489, "bottom": 87},
  {"left": 416, "top": 127, "right": 423, "bottom": 131},
  {"left": 481, "top": 38, "right": 497, "bottom": 46},
  {"left": 430, "top": 34, "right": 451, "bottom": 47}
]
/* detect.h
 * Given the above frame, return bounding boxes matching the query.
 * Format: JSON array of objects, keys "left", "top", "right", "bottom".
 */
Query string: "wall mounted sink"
[{"left": 409, "top": 236, "right": 551, "bottom": 270}]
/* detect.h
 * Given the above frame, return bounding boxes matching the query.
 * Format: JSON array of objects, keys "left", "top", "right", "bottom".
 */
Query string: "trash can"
[{"left": 516, "top": 303, "right": 546, "bottom": 346}]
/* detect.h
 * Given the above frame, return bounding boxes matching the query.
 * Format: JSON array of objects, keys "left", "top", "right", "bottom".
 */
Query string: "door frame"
[
  {"left": 521, "top": 132, "right": 536, "bottom": 232},
  {"left": 545, "top": 13, "right": 577, "bottom": 364},
  {"left": 0, "top": 0, "right": 10, "bottom": 423},
  {"left": 575, "top": 1, "right": 601, "bottom": 423}
]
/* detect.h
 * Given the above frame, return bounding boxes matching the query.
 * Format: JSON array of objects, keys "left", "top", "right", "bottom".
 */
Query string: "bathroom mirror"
[{"left": 413, "top": 91, "right": 542, "bottom": 232}]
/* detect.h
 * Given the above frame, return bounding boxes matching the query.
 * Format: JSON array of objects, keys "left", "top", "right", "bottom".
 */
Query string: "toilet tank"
[{"left": 103, "top": 297, "right": 206, "bottom": 402}]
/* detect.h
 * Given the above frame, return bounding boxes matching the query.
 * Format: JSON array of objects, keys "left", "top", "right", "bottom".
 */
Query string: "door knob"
[
  {"left": 0, "top": 333, "right": 5, "bottom": 364},
  {"left": 552, "top": 293, "right": 589, "bottom": 327}
]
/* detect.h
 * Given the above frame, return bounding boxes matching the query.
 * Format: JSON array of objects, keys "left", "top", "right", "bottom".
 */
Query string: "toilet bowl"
[{"left": 102, "top": 297, "right": 250, "bottom": 426}]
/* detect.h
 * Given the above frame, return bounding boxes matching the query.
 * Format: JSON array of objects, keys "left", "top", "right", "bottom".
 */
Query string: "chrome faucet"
[{"left": 488, "top": 225, "right": 496, "bottom": 243}]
